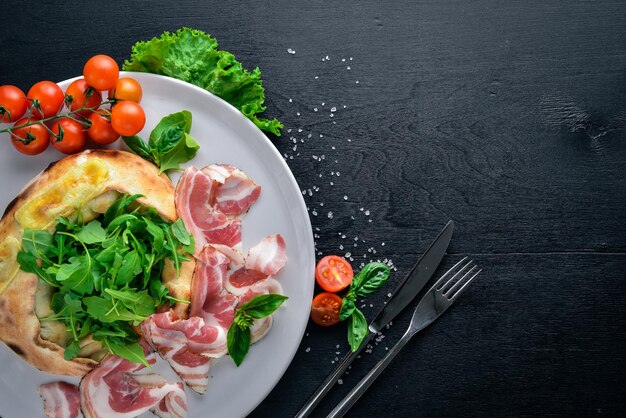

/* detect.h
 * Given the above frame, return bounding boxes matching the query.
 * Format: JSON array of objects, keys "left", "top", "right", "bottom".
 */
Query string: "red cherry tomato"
[
  {"left": 0, "top": 85, "right": 28, "bottom": 123},
  {"left": 310, "top": 292, "right": 342, "bottom": 326},
  {"left": 83, "top": 55, "right": 119, "bottom": 91},
  {"left": 27, "top": 81, "right": 65, "bottom": 118},
  {"left": 65, "top": 79, "right": 101, "bottom": 117},
  {"left": 87, "top": 111, "right": 119, "bottom": 145},
  {"left": 110, "top": 101, "right": 145, "bottom": 136},
  {"left": 315, "top": 255, "right": 354, "bottom": 293},
  {"left": 10, "top": 117, "right": 50, "bottom": 155},
  {"left": 50, "top": 118, "right": 87, "bottom": 154},
  {"left": 108, "top": 77, "right": 142, "bottom": 103}
]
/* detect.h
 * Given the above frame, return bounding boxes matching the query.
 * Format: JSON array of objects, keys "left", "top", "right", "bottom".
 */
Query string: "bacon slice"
[
  {"left": 202, "top": 164, "right": 261, "bottom": 216},
  {"left": 38, "top": 382, "right": 81, "bottom": 418},
  {"left": 150, "top": 383, "right": 187, "bottom": 418},
  {"left": 175, "top": 167, "right": 242, "bottom": 255},
  {"left": 142, "top": 311, "right": 227, "bottom": 394},
  {"left": 226, "top": 234, "right": 288, "bottom": 295},
  {"left": 79, "top": 351, "right": 186, "bottom": 418}
]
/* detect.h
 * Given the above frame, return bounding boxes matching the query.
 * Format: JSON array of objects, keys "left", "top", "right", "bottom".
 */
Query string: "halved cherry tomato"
[
  {"left": 10, "top": 117, "right": 49, "bottom": 155},
  {"left": 83, "top": 55, "right": 119, "bottom": 91},
  {"left": 108, "top": 77, "right": 142, "bottom": 103},
  {"left": 27, "top": 81, "right": 65, "bottom": 118},
  {"left": 311, "top": 292, "right": 342, "bottom": 326},
  {"left": 50, "top": 117, "right": 87, "bottom": 154},
  {"left": 110, "top": 101, "right": 145, "bottom": 136},
  {"left": 315, "top": 255, "right": 354, "bottom": 293},
  {"left": 87, "top": 111, "right": 119, "bottom": 145},
  {"left": 65, "top": 78, "right": 101, "bottom": 116},
  {"left": 0, "top": 85, "right": 28, "bottom": 123}
]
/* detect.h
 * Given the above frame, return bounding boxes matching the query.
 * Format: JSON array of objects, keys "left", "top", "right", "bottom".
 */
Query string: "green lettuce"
[{"left": 123, "top": 27, "right": 283, "bottom": 136}]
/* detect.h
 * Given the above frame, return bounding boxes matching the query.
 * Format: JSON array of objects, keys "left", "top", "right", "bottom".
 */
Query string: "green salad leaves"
[
  {"left": 339, "top": 262, "right": 391, "bottom": 351},
  {"left": 123, "top": 27, "right": 283, "bottom": 136},
  {"left": 17, "top": 194, "right": 194, "bottom": 366},
  {"left": 123, "top": 110, "right": 199, "bottom": 174},
  {"left": 227, "top": 293, "right": 288, "bottom": 366}
]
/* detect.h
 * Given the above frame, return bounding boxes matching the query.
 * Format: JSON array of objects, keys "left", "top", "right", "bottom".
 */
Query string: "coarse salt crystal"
[
  {"left": 343, "top": 195, "right": 348, "bottom": 200},
  {"left": 327, "top": 211, "right": 334, "bottom": 219},
  {"left": 314, "top": 107, "right": 318, "bottom": 112},
  {"left": 365, "top": 210, "right": 370, "bottom": 215},
  {"left": 289, "top": 98, "right": 292, "bottom": 103},
  {"left": 347, "top": 66, "right": 351, "bottom": 70},
  {"left": 331, "top": 107, "right": 337, "bottom": 112},
  {"left": 305, "top": 347, "right": 311, "bottom": 353},
  {"left": 338, "top": 379, "right": 344, "bottom": 385},
  {"left": 287, "top": 48, "right": 296, "bottom": 54}
]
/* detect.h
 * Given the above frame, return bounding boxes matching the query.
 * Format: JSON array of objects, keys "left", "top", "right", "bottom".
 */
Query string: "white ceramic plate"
[{"left": 0, "top": 72, "right": 314, "bottom": 418}]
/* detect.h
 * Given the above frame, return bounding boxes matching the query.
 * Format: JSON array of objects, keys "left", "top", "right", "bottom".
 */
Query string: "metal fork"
[{"left": 326, "top": 258, "right": 481, "bottom": 418}]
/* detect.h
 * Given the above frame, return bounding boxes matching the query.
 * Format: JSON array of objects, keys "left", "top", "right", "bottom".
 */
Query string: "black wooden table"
[{"left": 2, "top": 1, "right": 625, "bottom": 417}]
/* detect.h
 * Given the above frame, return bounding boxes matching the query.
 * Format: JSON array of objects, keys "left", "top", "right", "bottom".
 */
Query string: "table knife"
[{"left": 295, "top": 220, "right": 454, "bottom": 418}]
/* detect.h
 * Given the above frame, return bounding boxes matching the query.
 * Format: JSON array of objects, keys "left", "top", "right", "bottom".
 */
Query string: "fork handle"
[{"left": 326, "top": 329, "right": 414, "bottom": 418}]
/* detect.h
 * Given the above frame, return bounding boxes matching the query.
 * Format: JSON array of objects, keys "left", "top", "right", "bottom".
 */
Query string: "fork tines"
[{"left": 436, "top": 257, "right": 481, "bottom": 300}]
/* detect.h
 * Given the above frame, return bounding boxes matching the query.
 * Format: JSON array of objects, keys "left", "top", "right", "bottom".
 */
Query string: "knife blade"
[{"left": 295, "top": 220, "right": 454, "bottom": 418}]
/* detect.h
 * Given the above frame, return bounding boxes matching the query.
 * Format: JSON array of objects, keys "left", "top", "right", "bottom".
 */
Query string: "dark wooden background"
[{"left": 2, "top": 0, "right": 625, "bottom": 417}]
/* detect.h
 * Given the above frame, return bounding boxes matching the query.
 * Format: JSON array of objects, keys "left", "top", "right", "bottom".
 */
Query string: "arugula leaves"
[
  {"left": 123, "top": 27, "right": 283, "bottom": 136},
  {"left": 340, "top": 262, "right": 391, "bottom": 351},
  {"left": 17, "top": 194, "right": 193, "bottom": 365},
  {"left": 123, "top": 111, "right": 200, "bottom": 174},
  {"left": 227, "top": 294, "right": 288, "bottom": 366}
]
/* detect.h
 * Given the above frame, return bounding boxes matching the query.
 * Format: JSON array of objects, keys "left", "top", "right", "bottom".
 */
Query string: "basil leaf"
[
  {"left": 102, "top": 339, "right": 149, "bottom": 367},
  {"left": 149, "top": 110, "right": 191, "bottom": 149},
  {"left": 348, "top": 308, "right": 368, "bottom": 352},
  {"left": 339, "top": 297, "right": 356, "bottom": 321},
  {"left": 239, "top": 294, "right": 288, "bottom": 319},
  {"left": 76, "top": 220, "right": 106, "bottom": 244},
  {"left": 122, "top": 135, "right": 156, "bottom": 163},
  {"left": 227, "top": 323, "right": 251, "bottom": 367},
  {"left": 157, "top": 132, "right": 199, "bottom": 174},
  {"left": 21, "top": 229, "right": 53, "bottom": 257},
  {"left": 352, "top": 262, "right": 391, "bottom": 297}
]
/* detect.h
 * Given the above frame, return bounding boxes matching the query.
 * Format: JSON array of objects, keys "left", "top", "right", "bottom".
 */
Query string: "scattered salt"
[
  {"left": 287, "top": 48, "right": 296, "bottom": 54},
  {"left": 338, "top": 379, "right": 344, "bottom": 385},
  {"left": 305, "top": 347, "right": 311, "bottom": 353}
]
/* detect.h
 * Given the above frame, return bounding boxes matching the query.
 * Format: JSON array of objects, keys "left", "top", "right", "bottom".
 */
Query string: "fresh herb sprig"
[
  {"left": 123, "top": 110, "right": 200, "bottom": 174},
  {"left": 17, "top": 194, "right": 193, "bottom": 365},
  {"left": 227, "top": 294, "right": 288, "bottom": 366},
  {"left": 339, "top": 262, "right": 391, "bottom": 351}
]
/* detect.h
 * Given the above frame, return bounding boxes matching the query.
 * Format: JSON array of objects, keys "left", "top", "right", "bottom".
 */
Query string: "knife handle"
[
  {"left": 295, "top": 331, "right": 375, "bottom": 418},
  {"left": 326, "top": 329, "right": 413, "bottom": 418}
]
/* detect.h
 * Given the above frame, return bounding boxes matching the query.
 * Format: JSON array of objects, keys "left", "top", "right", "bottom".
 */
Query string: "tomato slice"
[
  {"left": 310, "top": 292, "right": 342, "bottom": 326},
  {"left": 315, "top": 255, "right": 354, "bottom": 293}
]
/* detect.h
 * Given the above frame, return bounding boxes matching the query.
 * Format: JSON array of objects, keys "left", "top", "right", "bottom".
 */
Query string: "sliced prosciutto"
[
  {"left": 226, "top": 234, "right": 288, "bottom": 295},
  {"left": 175, "top": 166, "right": 242, "bottom": 255},
  {"left": 80, "top": 351, "right": 186, "bottom": 418},
  {"left": 151, "top": 384, "right": 187, "bottom": 418},
  {"left": 202, "top": 164, "right": 261, "bottom": 216},
  {"left": 142, "top": 310, "right": 227, "bottom": 394},
  {"left": 38, "top": 382, "right": 81, "bottom": 418}
]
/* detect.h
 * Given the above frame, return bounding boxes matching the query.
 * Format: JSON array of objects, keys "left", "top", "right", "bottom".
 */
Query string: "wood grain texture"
[{"left": 1, "top": 0, "right": 625, "bottom": 417}]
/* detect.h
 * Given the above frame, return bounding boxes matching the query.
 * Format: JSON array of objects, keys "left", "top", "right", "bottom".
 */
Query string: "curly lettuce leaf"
[{"left": 123, "top": 27, "right": 283, "bottom": 136}]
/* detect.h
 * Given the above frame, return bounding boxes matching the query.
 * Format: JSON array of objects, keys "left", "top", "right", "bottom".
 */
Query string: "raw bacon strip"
[
  {"left": 150, "top": 382, "right": 187, "bottom": 418},
  {"left": 202, "top": 164, "right": 261, "bottom": 216},
  {"left": 238, "top": 278, "right": 284, "bottom": 343},
  {"left": 80, "top": 351, "right": 185, "bottom": 418},
  {"left": 142, "top": 311, "right": 227, "bottom": 394},
  {"left": 175, "top": 167, "right": 242, "bottom": 255},
  {"left": 38, "top": 382, "right": 81, "bottom": 418},
  {"left": 245, "top": 234, "right": 288, "bottom": 276},
  {"left": 225, "top": 234, "right": 288, "bottom": 295},
  {"left": 189, "top": 246, "right": 230, "bottom": 319}
]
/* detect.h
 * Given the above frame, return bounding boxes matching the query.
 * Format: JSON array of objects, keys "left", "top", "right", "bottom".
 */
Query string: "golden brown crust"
[{"left": 0, "top": 149, "right": 191, "bottom": 376}]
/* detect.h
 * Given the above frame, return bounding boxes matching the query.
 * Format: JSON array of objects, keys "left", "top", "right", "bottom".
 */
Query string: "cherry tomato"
[
  {"left": 108, "top": 77, "right": 142, "bottom": 103},
  {"left": 110, "top": 101, "right": 145, "bottom": 136},
  {"left": 27, "top": 81, "right": 65, "bottom": 118},
  {"left": 50, "top": 118, "right": 87, "bottom": 154},
  {"left": 311, "top": 292, "right": 342, "bottom": 326},
  {"left": 83, "top": 55, "right": 119, "bottom": 91},
  {"left": 87, "top": 111, "right": 119, "bottom": 145},
  {"left": 315, "top": 255, "right": 354, "bottom": 293},
  {"left": 0, "top": 85, "right": 28, "bottom": 123},
  {"left": 10, "top": 117, "right": 50, "bottom": 155},
  {"left": 65, "top": 78, "right": 101, "bottom": 116}
]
